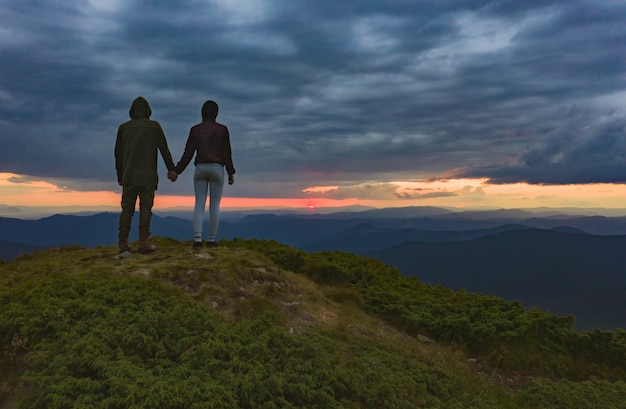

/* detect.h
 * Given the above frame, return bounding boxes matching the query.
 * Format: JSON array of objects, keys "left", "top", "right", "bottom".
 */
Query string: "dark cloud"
[
  {"left": 458, "top": 106, "right": 626, "bottom": 184},
  {"left": 1, "top": 0, "right": 626, "bottom": 199}
]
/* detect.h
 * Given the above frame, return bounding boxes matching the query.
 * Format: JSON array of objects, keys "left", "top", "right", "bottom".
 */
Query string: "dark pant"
[{"left": 118, "top": 185, "right": 156, "bottom": 244}]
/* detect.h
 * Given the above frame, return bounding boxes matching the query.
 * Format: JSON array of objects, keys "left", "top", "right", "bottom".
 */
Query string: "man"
[{"left": 115, "top": 96, "right": 175, "bottom": 254}]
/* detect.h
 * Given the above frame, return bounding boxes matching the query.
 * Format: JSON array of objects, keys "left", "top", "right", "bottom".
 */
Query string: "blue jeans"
[{"left": 193, "top": 163, "right": 224, "bottom": 242}]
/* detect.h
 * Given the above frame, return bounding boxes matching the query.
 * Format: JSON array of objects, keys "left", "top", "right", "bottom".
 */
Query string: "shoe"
[
  {"left": 137, "top": 243, "right": 157, "bottom": 254},
  {"left": 119, "top": 244, "right": 132, "bottom": 254},
  {"left": 206, "top": 241, "right": 218, "bottom": 248},
  {"left": 138, "top": 232, "right": 157, "bottom": 254},
  {"left": 193, "top": 241, "right": 203, "bottom": 250}
]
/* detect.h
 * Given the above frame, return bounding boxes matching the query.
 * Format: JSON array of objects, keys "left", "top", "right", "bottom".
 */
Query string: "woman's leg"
[
  {"left": 207, "top": 164, "right": 225, "bottom": 242},
  {"left": 193, "top": 165, "right": 210, "bottom": 242}
]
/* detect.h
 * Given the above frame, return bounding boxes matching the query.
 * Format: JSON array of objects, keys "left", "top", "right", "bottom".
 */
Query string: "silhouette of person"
[
  {"left": 169, "top": 100, "right": 235, "bottom": 249},
  {"left": 115, "top": 96, "right": 176, "bottom": 254}
]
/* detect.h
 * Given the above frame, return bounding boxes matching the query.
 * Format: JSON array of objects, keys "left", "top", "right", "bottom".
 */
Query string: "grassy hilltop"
[{"left": 1, "top": 238, "right": 625, "bottom": 408}]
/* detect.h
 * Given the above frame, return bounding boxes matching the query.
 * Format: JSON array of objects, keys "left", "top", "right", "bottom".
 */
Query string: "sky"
[{"left": 1, "top": 0, "right": 626, "bottom": 216}]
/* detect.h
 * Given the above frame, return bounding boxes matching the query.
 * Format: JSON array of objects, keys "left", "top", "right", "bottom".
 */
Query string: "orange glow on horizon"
[
  {"left": 2, "top": 172, "right": 626, "bottom": 214},
  {"left": 0, "top": 174, "right": 120, "bottom": 207},
  {"left": 159, "top": 196, "right": 372, "bottom": 210}
]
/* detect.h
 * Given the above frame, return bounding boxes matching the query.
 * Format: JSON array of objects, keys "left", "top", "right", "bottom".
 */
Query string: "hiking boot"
[
  {"left": 193, "top": 241, "right": 203, "bottom": 250},
  {"left": 138, "top": 226, "right": 156, "bottom": 254},
  {"left": 118, "top": 229, "right": 132, "bottom": 254},
  {"left": 206, "top": 241, "right": 218, "bottom": 248},
  {"left": 137, "top": 242, "right": 157, "bottom": 254}
]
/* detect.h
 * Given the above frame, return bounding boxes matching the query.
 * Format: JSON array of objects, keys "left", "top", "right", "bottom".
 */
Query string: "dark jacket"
[
  {"left": 173, "top": 120, "right": 236, "bottom": 176},
  {"left": 115, "top": 97, "right": 175, "bottom": 188}
]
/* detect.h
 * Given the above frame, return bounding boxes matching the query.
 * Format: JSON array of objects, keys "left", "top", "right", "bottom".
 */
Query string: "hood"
[
  {"left": 201, "top": 100, "right": 218, "bottom": 121},
  {"left": 129, "top": 96, "right": 152, "bottom": 119}
]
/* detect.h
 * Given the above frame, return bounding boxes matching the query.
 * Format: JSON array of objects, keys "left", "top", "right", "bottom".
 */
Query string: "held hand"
[
  {"left": 228, "top": 175, "right": 235, "bottom": 185},
  {"left": 168, "top": 171, "right": 178, "bottom": 182}
]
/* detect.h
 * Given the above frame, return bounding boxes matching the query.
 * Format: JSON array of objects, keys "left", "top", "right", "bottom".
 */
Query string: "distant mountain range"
[
  {"left": 2, "top": 206, "right": 625, "bottom": 330},
  {"left": 369, "top": 229, "right": 626, "bottom": 331},
  {"left": 0, "top": 239, "right": 50, "bottom": 261}
]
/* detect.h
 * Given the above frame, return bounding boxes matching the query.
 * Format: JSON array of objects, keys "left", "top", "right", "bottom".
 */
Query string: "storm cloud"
[{"left": 1, "top": 0, "right": 625, "bottom": 199}]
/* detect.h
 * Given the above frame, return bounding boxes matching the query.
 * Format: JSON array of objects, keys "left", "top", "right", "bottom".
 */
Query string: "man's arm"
[
  {"left": 114, "top": 126, "right": 124, "bottom": 185},
  {"left": 156, "top": 125, "right": 176, "bottom": 172}
]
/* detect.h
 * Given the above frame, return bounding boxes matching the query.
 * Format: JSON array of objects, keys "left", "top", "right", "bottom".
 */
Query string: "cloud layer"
[{"left": 1, "top": 0, "right": 626, "bottom": 200}]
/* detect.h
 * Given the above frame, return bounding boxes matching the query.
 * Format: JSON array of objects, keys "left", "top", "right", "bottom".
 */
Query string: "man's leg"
[
  {"left": 137, "top": 185, "right": 156, "bottom": 253},
  {"left": 119, "top": 185, "right": 137, "bottom": 253}
]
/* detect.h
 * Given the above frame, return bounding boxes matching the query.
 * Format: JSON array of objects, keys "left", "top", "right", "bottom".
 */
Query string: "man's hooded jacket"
[{"left": 115, "top": 97, "right": 175, "bottom": 188}]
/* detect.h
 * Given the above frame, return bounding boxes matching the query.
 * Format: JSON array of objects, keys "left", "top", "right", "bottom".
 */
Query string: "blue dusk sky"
[{"left": 1, "top": 0, "right": 626, "bottom": 213}]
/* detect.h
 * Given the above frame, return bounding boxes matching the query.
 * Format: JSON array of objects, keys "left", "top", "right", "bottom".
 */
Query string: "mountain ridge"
[
  {"left": 1, "top": 240, "right": 625, "bottom": 408},
  {"left": 2, "top": 210, "right": 626, "bottom": 331}
]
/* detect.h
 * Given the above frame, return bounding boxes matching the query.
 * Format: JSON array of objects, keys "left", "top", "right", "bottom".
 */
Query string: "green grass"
[{"left": 1, "top": 238, "right": 625, "bottom": 408}]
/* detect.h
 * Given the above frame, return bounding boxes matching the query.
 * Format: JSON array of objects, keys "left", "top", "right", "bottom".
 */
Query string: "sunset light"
[
  {"left": 2, "top": 2, "right": 626, "bottom": 405},
  {"left": 3, "top": 1, "right": 626, "bottom": 219},
  {"left": 3, "top": 172, "right": 626, "bottom": 218}
]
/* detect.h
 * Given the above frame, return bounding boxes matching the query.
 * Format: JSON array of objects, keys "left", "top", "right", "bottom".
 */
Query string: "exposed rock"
[
  {"left": 133, "top": 268, "right": 151, "bottom": 278},
  {"left": 299, "top": 311, "right": 314, "bottom": 321},
  {"left": 113, "top": 251, "right": 133, "bottom": 259}
]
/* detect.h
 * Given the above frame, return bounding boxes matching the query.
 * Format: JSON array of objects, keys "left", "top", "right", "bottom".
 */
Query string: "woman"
[{"left": 170, "top": 100, "right": 235, "bottom": 248}]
